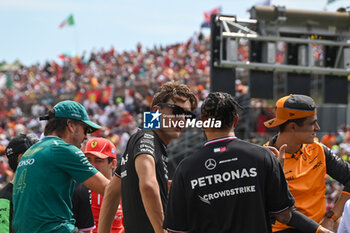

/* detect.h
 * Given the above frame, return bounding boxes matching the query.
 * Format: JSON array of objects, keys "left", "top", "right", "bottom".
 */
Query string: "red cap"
[{"left": 84, "top": 137, "right": 117, "bottom": 159}]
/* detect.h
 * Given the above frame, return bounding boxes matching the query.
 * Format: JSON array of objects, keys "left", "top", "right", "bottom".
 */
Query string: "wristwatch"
[{"left": 325, "top": 210, "right": 338, "bottom": 222}]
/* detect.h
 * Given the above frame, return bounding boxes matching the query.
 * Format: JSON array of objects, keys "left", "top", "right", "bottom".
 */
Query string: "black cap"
[{"left": 5, "top": 134, "right": 40, "bottom": 172}]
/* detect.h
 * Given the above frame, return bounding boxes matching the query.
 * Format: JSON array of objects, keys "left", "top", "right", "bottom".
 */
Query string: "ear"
[
  {"left": 111, "top": 159, "right": 117, "bottom": 171},
  {"left": 152, "top": 105, "right": 160, "bottom": 112},
  {"left": 66, "top": 120, "right": 75, "bottom": 133},
  {"left": 17, "top": 153, "right": 24, "bottom": 163},
  {"left": 287, "top": 122, "right": 297, "bottom": 132}
]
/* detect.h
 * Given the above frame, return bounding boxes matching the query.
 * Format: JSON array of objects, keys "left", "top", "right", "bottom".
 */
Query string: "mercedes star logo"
[{"left": 205, "top": 159, "right": 217, "bottom": 170}]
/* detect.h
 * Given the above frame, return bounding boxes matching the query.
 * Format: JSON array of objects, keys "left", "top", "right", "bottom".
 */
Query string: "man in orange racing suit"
[{"left": 265, "top": 94, "right": 350, "bottom": 233}]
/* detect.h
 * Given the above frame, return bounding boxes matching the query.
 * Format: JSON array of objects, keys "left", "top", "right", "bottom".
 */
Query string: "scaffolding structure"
[{"left": 212, "top": 6, "right": 350, "bottom": 77}]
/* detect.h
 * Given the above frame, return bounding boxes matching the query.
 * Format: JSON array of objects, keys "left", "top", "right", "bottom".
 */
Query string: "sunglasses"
[
  {"left": 81, "top": 123, "right": 90, "bottom": 135},
  {"left": 158, "top": 103, "right": 196, "bottom": 120}
]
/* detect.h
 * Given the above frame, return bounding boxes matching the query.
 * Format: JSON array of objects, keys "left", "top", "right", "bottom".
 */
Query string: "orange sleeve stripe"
[
  {"left": 315, "top": 225, "right": 321, "bottom": 233},
  {"left": 342, "top": 191, "right": 350, "bottom": 196}
]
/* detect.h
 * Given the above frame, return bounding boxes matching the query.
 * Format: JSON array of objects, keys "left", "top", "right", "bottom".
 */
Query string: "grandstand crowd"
[{"left": 0, "top": 31, "right": 349, "bottom": 214}]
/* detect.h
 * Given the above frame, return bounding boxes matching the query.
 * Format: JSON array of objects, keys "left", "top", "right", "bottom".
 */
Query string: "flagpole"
[
  {"left": 59, "top": 14, "right": 79, "bottom": 57},
  {"left": 74, "top": 22, "right": 79, "bottom": 57},
  {"left": 70, "top": 13, "right": 79, "bottom": 57}
]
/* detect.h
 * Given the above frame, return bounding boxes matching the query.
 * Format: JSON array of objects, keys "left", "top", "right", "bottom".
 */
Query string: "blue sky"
[{"left": 0, "top": 0, "right": 347, "bottom": 65}]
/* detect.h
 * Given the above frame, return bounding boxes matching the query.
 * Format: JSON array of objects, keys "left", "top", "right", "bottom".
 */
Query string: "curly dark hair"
[
  {"left": 201, "top": 92, "right": 241, "bottom": 130},
  {"left": 152, "top": 81, "right": 198, "bottom": 111}
]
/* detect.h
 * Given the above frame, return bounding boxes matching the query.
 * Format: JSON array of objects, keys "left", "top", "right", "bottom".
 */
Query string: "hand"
[
  {"left": 320, "top": 217, "right": 335, "bottom": 232},
  {"left": 267, "top": 144, "right": 287, "bottom": 167}
]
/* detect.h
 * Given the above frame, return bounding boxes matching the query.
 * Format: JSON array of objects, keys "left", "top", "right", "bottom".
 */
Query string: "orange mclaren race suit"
[{"left": 266, "top": 136, "right": 350, "bottom": 232}]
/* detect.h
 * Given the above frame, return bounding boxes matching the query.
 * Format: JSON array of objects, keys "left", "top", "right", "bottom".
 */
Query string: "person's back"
[
  {"left": 165, "top": 92, "right": 331, "bottom": 233},
  {"left": 166, "top": 137, "right": 293, "bottom": 233},
  {"left": 13, "top": 137, "right": 98, "bottom": 233}
]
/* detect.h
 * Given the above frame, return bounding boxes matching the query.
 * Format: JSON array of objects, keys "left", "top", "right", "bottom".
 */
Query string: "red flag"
[
  {"left": 58, "top": 54, "right": 66, "bottom": 60},
  {"left": 86, "top": 90, "right": 101, "bottom": 103},
  {"left": 201, "top": 7, "right": 222, "bottom": 28},
  {"left": 74, "top": 91, "right": 84, "bottom": 103},
  {"left": 101, "top": 87, "right": 112, "bottom": 104}
]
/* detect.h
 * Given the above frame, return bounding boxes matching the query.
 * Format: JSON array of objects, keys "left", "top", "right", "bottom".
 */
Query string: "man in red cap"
[
  {"left": 265, "top": 94, "right": 350, "bottom": 233},
  {"left": 84, "top": 137, "right": 124, "bottom": 233}
]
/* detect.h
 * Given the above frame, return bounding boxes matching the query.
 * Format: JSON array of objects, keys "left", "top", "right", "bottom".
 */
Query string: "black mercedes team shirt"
[
  {"left": 164, "top": 136, "right": 295, "bottom": 233},
  {"left": 115, "top": 129, "right": 168, "bottom": 233}
]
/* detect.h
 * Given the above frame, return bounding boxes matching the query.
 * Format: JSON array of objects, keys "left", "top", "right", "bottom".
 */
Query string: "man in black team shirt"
[
  {"left": 164, "top": 92, "right": 332, "bottom": 233},
  {"left": 98, "top": 81, "right": 198, "bottom": 233}
]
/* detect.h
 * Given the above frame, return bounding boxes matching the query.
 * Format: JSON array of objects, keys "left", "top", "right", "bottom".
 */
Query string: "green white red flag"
[{"left": 59, "top": 14, "right": 75, "bottom": 29}]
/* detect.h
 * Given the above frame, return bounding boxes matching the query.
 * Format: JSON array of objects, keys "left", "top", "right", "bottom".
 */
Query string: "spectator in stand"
[
  {"left": 1, "top": 32, "right": 210, "bottom": 142},
  {"left": 321, "top": 132, "right": 337, "bottom": 149}
]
